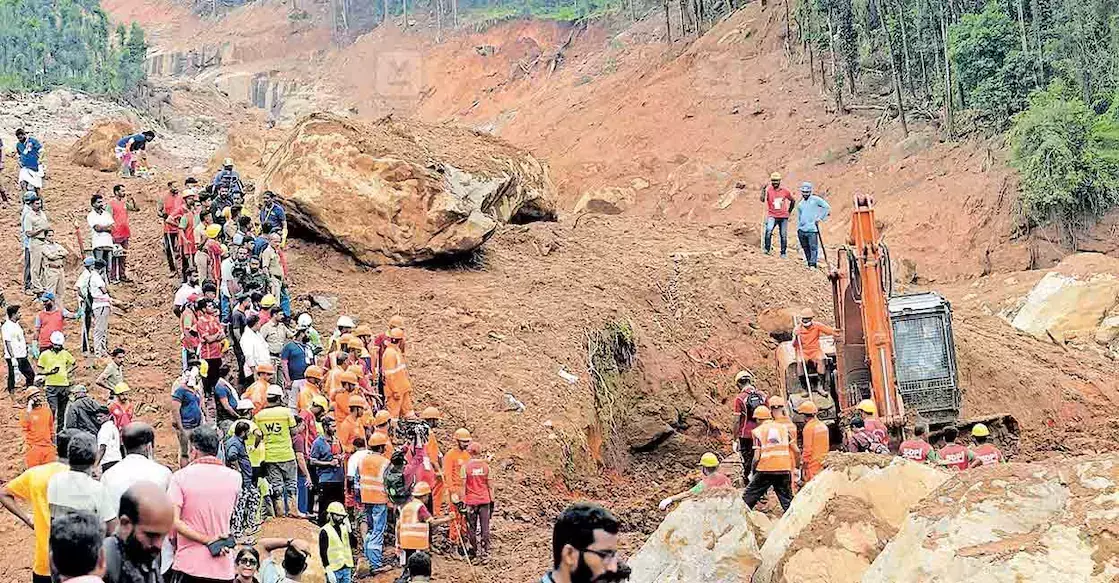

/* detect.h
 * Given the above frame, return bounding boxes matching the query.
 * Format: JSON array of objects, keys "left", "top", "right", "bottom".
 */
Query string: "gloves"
[
  {"left": 326, "top": 571, "right": 337, "bottom": 583},
  {"left": 658, "top": 497, "right": 673, "bottom": 511}
]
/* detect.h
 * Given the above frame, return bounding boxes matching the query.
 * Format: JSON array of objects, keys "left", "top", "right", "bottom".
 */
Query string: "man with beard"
[
  {"left": 102, "top": 482, "right": 175, "bottom": 583},
  {"left": 542, "top": 503, "right": 629, "bottom": 583}
]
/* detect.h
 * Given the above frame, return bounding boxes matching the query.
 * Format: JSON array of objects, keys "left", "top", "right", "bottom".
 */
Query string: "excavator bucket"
[{"left": 928, "top": 414, "right": 1021, "bottom": 458}]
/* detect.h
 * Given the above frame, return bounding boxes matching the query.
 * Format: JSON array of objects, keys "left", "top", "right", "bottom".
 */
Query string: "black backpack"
[
  {"left": 744, "top": 390, "right": 766, "bottom": 418},
  {"left": 385, "top": 451, "right": 411, "bottom": 506}
]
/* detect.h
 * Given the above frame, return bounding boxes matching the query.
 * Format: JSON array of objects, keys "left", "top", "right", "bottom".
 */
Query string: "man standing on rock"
[
  {"left": 795, "top": 181, "right": 830, "bottom": 269},
  {"left": 760, "top": 172, "right": 796, "bottom": 258},
  {"left": 742, "top": 405, "right": 797, "bottom": 513},
  {"left": 16, "top": 129, "right": 44, "bottom": 194}
]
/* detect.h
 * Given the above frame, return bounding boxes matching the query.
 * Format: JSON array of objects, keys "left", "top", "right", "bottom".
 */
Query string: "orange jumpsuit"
[
  {"left": 381, "top": 344, "right": 414, "bottom": 419},
  {"left": 801, "top": 418, "right": 830, "bottom": 481},
  {"left": 426, "top": 434, "right": 446, "bottom": 516},
  {"left": 324, "top": 367, "right": 345, "bottom": 398},
  {"left": 21, "top": 406, "right": 56, "bottom": 468},
  {"left": 336, "top": 415, "right": 367, "bottom": 454},
  {"left": 296, "top": 381, "right": 323, "bottom": 413},
  {"left": 794, "top": 322, "right": 837, "bottom": 372},
  {"left": 443, "top": 447, "right": 471, "bottom": 542},
  {"left": 242, "top": 379, "right": 269, "bottom": 414},
  {"left": 332, "top": 387, "right": 354, "bottom": 422}
]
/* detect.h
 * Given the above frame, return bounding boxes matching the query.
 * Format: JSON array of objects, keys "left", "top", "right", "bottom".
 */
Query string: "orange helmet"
[
  {"left": 413, "top": 481, "right": 431, "bottom": 496},
  {"left": 388, "top": 315, "right": 405, "bottom": 329},
  {"left": 354, "top": 324, "right": 373, "bottom": 338},
  {"left": 338, "top": 334, "right": 354, "bottom": 345},
  {"left": 346, "top": 364, "right": 364, "bottom": 376},
  {"left": 388, "top": 327, "right": 405, "bottom": 340},
  {"left": 454, "top": 428, "right": 472, "bottom": 441},
  {"left": 304, "top": 365, "right": 325, "bottom": 380},
  {"left": 753, "top": 405, "right": 772, "bottom": 420},
  {"left": 339, "top": 371, "right": 358, "bottom": 385},
  {"left": 767, "top": 395, "right": 786, "bottom": 408},
  {"left": 346, "top": 337, "right": 364, "bottom": 350},
  {"left": 347, "top": 395, "right": 367, "bottom": 409},
  {"left": 255, "top": 363, "right": 275, "bottom": 374},
  {"left": 368, "top": 433, "right": 389, "bottom": 447},
  {"left": 420, "top": 407, "right": 440, "bottom": 420},
  {"left": 373, "top": 410, "right": 391, "bottom": 426}
]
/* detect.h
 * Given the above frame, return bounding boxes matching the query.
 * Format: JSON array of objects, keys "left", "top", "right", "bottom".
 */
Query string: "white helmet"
[
  {"left": 266, "top": 384, "right": 284, "bottom": 397},
  {"left": 236, "top": 399, "right": 255, "bottom": 411},
  {"left": 336, "top": 315, "right": 355, "bottom": 328},
  {"left": 297, "top": 313, "right": 314, "bottom": 328}
]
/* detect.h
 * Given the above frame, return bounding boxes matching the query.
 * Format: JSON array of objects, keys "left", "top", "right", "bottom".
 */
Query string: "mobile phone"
[{"left": 207, "top": 535, "right": 236, "bottom": 556}]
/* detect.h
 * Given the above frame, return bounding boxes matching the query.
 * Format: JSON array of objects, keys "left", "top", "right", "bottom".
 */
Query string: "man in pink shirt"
[
  {"left": 168, "top": 425, "right": 241, "bottom": 583},
  {"left": 759, "top": 172, "right": 797, "bottom": 258}
]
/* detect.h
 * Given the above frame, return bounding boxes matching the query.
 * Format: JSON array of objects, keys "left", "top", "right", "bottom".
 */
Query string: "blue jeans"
[
  {"left": 297, "top": 473, "right": 309, "bottom": 515},
  {"left": 332, "top": 566, "right": 353, "bottom": 583},
  {"left": 280, "top": 283, "right": 292, "bottom": 317},
  {"left": 764, "top": 217, "right": 789, "bottom": 255},
  {"left": 798, "top": 229, "right": 820, "bottom": 267},
  {"left": 363, "top": 504, "right": 388, "bottom": 568},
  {"left": 220, "top": 293, "right": 231, "bottom": 323}
]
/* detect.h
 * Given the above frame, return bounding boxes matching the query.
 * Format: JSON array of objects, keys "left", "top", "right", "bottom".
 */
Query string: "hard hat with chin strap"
[
  {"left": 856, "top": 399, "right": 878, "bottom": 415},
  {"left": 972, "top": 423, "right": 990, "bottom": 438}
]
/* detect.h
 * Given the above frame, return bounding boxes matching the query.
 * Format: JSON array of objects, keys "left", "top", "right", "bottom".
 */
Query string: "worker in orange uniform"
[
  {"left": 337, "top": 394, "right": 368, "bottom": 453},
  {"left": 357, "top": 432, "right": 392, "bottom": 573},
  {"left": 793, "top": 308, "right": 838, "bottom": 376},
  {"left": 768, "top": 395, "right": 798, "bottom": 452},
  {"left": 332, "top": 370, "right": 359, "bottom": 422},
  {"left": 657, "top": 452, "right": 732, "bottom": 511},
  {"left": 347, "top": 363, "right": 375, "bottom": 407},
  {"left": 419, "top": 407, "right": 446, "bottom": 516},
  {"left": 374, "top": 315, "right": 405, "bottom": 400},
  {"left": 354, "top": 325, "right": 374, "bottom": 374},
  {"left": 968, "top": 424, "right": 1003, "bottom": 467},
  {"left": 20, "top": 387, "right": 55, "bottom": 468},
  {"left": 371, "top": 410, "right": 394, "bottom": 460},
  {"left": 461, "top": 442, "right": 494, "bottom": 562},
  {"left": 397, "top": 481, "right": 451, "bottom": 573},
  {"left": 935, "top": 426, "right": 974, "bottom": 471},
  {"left": 855, "top": 399, "right": 889, "bottom": 448},
  {"left": 443, "top": 428, "right": 472, "bottom": 548},
  {"left": 381, "top": 328, "right": 414, "bottom": 419},
  {"left": 242, "top": 361, "right": 275, "bottom": 413},
  {"left": 797, "top": 401, "right": 829, "bottom": 483},
  {"left": 325, "top": 334, "right": 354, "bottom": 371},
  {"left": 297, "top": 365, "right": 326, "bottom": 412},
  {"left": 743, "top": 405, "right": 798, "bottom": 512},
  {"left": 898, "top": 423, "right": 938, "bottom": 464}
]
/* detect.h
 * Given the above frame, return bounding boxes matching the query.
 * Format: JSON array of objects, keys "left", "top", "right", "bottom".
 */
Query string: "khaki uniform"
[
  {"left": 24, "top": 210, "right": 50, "bottom": 293},
  {"left": 40, "top": 240, "right": 68, "bottom": 302}
]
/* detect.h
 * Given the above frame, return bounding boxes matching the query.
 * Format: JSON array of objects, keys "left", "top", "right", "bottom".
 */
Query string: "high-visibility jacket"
[
  {"left": 801, "top": 418, "right": 830, "bottom": 481},
  {"left": 21, "top": 406, "right": 54, "bottom": 447},
  {"left": 776, "top": 415, "right": 799, "bottom": 451},
  {"left": 971, "top": 443, "right": 1003, "bottom": 466},
  {"left": 398, "top": 499, "right": 430, "bottom": 550},
  {"left": 937, "top": 443, "right": 972, "bottom": 471},
  {"left": 337, "top": 415, "right": 366, "bottom": 454},
  {"left": 321, "top": 521, "right": 353, "bottom": 571},
  {"left": 358, "top": 453, "right": 390, "bottom": 504},
  {"left": 381, "top": 344, "right": 411, "bottom": 399},
  {"left": 752, "top": 421, "right": 795, "bottom": 472},
  {"left": 297, "top": 381, "right": 323, "bottom": 413},
  {"left": 425, "top": 434, "right": 441, "bottom": 470},
  {"left": 324, "top": 367, "right": 345, "bottom": 397},
  {"left": 899, "top": 439, "right": 933, "bottom": 462}
]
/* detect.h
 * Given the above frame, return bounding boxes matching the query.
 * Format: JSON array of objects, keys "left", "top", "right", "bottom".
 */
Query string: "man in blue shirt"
[
  {"left": 16, "top": 129, "right": 43, "bottom": 194},
  {"left": 795, "top": 182, "right": 831, "bottom": 269},
  {"left": 309, "top": 417, "right": 343, "bottom": 525},
  {"left": 259, "top": 191, "right": 287, "bottom": 238},
  {"left": 212, "top": 158, "right": 244, "bottom": 196},
  {"left": 115, "top": 131, "right": 155, "bottom": 177}
]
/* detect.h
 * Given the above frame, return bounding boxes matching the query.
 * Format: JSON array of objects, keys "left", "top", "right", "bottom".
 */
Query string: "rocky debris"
[
  {"left": 864, "top": 452, "right": 1119, "bottom": 581},
  {"left": 756, "top": 306, "right": 801, "bottom": 341},
  {"left": 753, "top": 453, "right": 948, "bottom": 583},
  {"left": 574, "top": 186, "right": 635, "bottom": 215},
  {"left": 257, "top": 113, "right": 558, "bottom": 266},
  {"left": 70, "top": 120, "right": 135, "bottom": 172},
  {"left": 1007, "top": 253, "right": 1119, "bottom": 344},
  {"left": 206, "top": 124, "right": 277, "bottom": 181},
  {"left": 629, "top": 490, "right": 772, "bottom": 583}
]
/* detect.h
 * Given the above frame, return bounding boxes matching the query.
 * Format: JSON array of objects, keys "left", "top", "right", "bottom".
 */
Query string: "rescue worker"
[
  {"left": 968, "top": 424, "right": 1004, "bottom": 467},
  {"left": 793, "top": 308, "right": 838, "bottom": 377},
  {"left": 242, "top": 362, "right": 275, "bottom": 414},
  {"left": 795, "top": 181, "right": 831, "bottom": 268},
  {"left": 20, "top": 387, "right": 55, "bottom": 468},
  {"left": 461, "top": 442, "right": 494, "bottom": 562},
  {"left": 898, "top": 423, "right": 938, "bottom": 463},
  {"left": 328, "top": 316, "right": 356, "bottom": 355},
  {"left": 197, "top": 224, "right": 223, "bottom": 284},
  {"left": 743, "top": 405, "right": 797, "bottom": 512},
  {"left": 297, "top": 365, "right": 326, "bottom": 412},
  {"left": 374, "top": 315, "right": 405, "bottom": 397},
  {"left": 319, "top": 502, "right": 357, "bottom": 583},
  {"left": 444, "top": 428, "right": 472, "bottom": 550},
  {"left": 845, "top": 417, "right": 889, "bottom": 454},
  {"left": 337, "top": 394, "right": 367, "bottom": 454},
  {"left": 353, "top": 325, "right": 374, "bottom": 373},
  {"left": 855, "top": 399, "right": 890, "bottom": 447},
  {"left": 357, "top": 432, "right": 392, "bottom": 573},
  {"left": 332, "top": 371, "right": 360, "bottom": 424},
  {"left": 731, "top": 370, "right": 766, "bottom": 483},
  {"left": 106, "top": 382, "right": 134, "bottom": 431},
  {"left": 381, "top": 328, "right": 414, "bottom": 419},
  {"left": 798, "top": 401, "right": 830, "bottom": 482},
  {"left": 256, "top": 385, "right": 303, "bottom": 519},
  {"left": 657, "top": 452, "right": 732, "bottom": 510},
  {"left": 371, "top": 410, "right": 394, "bottom": 460},
  {"left": 768, "top": 395, "right": 798, "bottom": 453},
  {"left": 936, "top": 426, "right": 975, "bottom": 471},
  {"left": 397, "top": 481, "right": 451, "bottom": 575},
  {"left": 420, "top": 407, "right": 446, "bottom": 516}
]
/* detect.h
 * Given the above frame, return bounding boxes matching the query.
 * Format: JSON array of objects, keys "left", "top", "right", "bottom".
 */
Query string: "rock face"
[
  {"left": 70, "top": 120, "right": 134, "bottom": 172},
  {"left": 629, "top": 490, "right": 772, "bottom": 583},
  {"left": 1008, "top": 253, "right": 1119, "bottom": 343},
  {"left": 864, "top": 453, "right": 1119, "bottom": 582},
  {"left": 257, "top": 113, "right": 557, "bottom": 265},
  {"left": 753, "top": 454, "right": 948, "bottom": 583}
]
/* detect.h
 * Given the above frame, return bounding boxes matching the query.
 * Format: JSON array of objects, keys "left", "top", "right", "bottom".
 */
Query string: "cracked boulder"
[{"left": 257, "top": 113, "right": 557, "bottom": 266}]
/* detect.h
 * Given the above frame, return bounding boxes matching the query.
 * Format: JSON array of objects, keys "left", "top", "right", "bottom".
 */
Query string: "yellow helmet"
[
  {"left": 261, "top": 294, "right": 277, "bottom": 308},
  {"left": 972, "top": 423, "right": 990, "bottom": 438},
  {"left": 112, "top": 382, "right": 131, "bottom": 395},
  {"left": 205, "top": 224, "right": 221, "bottom": 239},
  {"left": 326, "top": 502, "right": 347, "bottom": 516},
  {"left": 856, "top": 399, "right": 878, "bottom": 415},
  {"left": 199, "top": 361, "right": 209, "bottom": 376},
  {"left": 454, "top": 428, "right": 472, "bottom": 441},
  {"left": 753, "top": 405, "right": 772, "bottom": 420},
  {"left": 420, "top": 406, "right": 441, "bottom": 420},
  {"left": 311, "top": 395, "right": 330, "bottom": 410},
  {"left": 699, "top": 452, "right": 719, "bottom": 468},
  {"left": 770, "top": 172, "right": 782, "bottom": 181},
  {"left": 796, "top": 400, "right": 819, "bottom": 415}
]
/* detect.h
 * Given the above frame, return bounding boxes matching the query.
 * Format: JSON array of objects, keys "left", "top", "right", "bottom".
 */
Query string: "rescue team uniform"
[
  {"left": 936, "top": 443, "right": 975, "bottom": 471},
  {"left": 743, "top": 420, "right": 796, "bottom": 511},
  {"left": 462, "top": 457, "right": 493, "bottom": 557},
  {"left": 971, "top": 443, "right": 1003, "bottom": 467},
  {"left": 800, "top": 417, "right": 830, "bottom": 482},
  {"left": 381, "top": 344, "right": 414, "bottom": 419},
  {"left": 898, "top": 439, "right": 937, "bottom": 463},
  {"left": 443, "top": 447, "right": 471, "bottom": 543},
  {"left": 398, "top": 498, "right": 433, "bottom": 564},
  {"left": 732, "top": 388, "right": 766, "bottom": 481},
  {"left": 21, "top": 405, "right": 56, "bottom": 468},
  {"left": 321, "top": 518, "right": 355, "bottom": 583}
]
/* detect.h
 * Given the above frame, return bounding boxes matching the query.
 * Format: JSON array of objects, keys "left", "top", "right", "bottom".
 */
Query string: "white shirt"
[
  {"left": 87, "top": 208, "right": 114, "bottom": 249},
  {"left": 47, "top": 470, "right": 113, "bottom": 522},
  {"left": 97, "top": 421, "right": 122, "bottom": 467},
  {"left": 2, "top": 319, "right": 28, "bottom": 359},
  {"left": 220, "top": 258, "right": 235, "bottom": 296},
  {"left": 100, "top": 453, "right": 173, "bottom": 517},
  {"left": 173, "top": 283, "right": 202, "bottom": 308},
  {"left": 240, "top": 327, "right": 271, "bottom": 376},
  {"left": 346, "top": 450, "right": 370, "bottom": 480},
  {"left": 87, "top": 270, "right": 111, "bottom": 308}
]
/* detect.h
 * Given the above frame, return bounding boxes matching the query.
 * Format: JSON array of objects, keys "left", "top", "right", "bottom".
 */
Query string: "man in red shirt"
[
  {"left": 759, "top": 172, "right": 796, "bottom": 257},
  {"left": 461, "top": 442, "right": 493, "bottom": 561},
  {"left": 195, "top": 298, "right": 226, "bottom": 396},
  {"left": 731, "top": 370, "right": 766, "bottom": 483},
  {"left": 159, "top": 183, "right": 185, "bottom": 277},
  {"left": 108, "top": 184, "right": 133, "bottom": 283}
]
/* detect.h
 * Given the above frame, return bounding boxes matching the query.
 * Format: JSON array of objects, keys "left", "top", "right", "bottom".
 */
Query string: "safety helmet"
[
  {"left": 420, "top": 407, "right": 441, "bottom": 420},
  {"left": 266, "top": 384, "right": 284, "bottom": 397},
  {"left": 373, "top": 410, "right": 391, "bottom": 426},
  {"left": 734, "top": 370, "right": 753, "bottom": 385},
  {"left": 260, "top": 294, "right": 277, "bottom": 308},
  {"left": 699, "top": 452, "right": 719, "bottom": 468},
  {"left": 339, "top": 371, "right": 358, "bottom": 385},
  {"left": 326, "top": 502, "right": 347, "bottom": 516},
  {"left": 972, "top": 423, "right": 990, "bottom": 438},
  {"left": 388, "top": 315, "right": 405, "bottom": 329},
  {"left": 413, "top": 481, "right": 432, "bottom": 496},
  {"left": 346, "top": 337, "right": 364, "bottom": 350},
  {"left": 454, "top": 428, "right": 472, "bottom": 441},
  {"left": 223, "top": 157, "right": 234, "bottom": 167},
  {"left": 50, "top": 331, "right": 64, "bottom": 346},
  {"left": 369, "top": 433, "right": 389, "bottom": 447},
  {"left": 856, "top": 399, "right": 878, "bottom": 415},
  {"left": 311, "top": 395, "right": 330, "bottom": 410},
  {"left": 83, "top": 257, "right": 96, "bottom": 267},
  {"left": 770, "top": 172, "right": 782, "bottom": 181},
  {"left": 347, "top": 395, "right": 367, "bottom": 409},
  {"left": 354, "top": 324, "right": 372, "bottom": 338},
  {"left": 236, "top": 399, "right": 256, "bottom": 411},
  {"left": 796, "top": 400, "right": 819, "bottom": 415},
  {"left": 337, "top": 316, "right": 355, "bottom": 329},
  {"left": 753, "top": 405, "right": 772, "bottom": 420},
  {"left": 22, "top": 387, "right": 40, "bottom": 400},
  {"left": 297, "top": 313, "right": 314, "bottom": 328},
  {"left": 304, "top": 365, "right": 325, "bottom": 380},
  {"left": 112, "top": 382, "right": 131, "bottom": 395},
  {"left": 255, "top": 363, "right": 275, "bottom": 374},
  {"left": 800, "top": 308, "right": 815, "bottom": 319},
  {"left": 388, "top": 327, "right": 405, "bottom": 340},
  {"left": 346, "top": 364, "right": 364, "bottom": 375},
  {"left": 205, "top": 224, "right": 221, "bottom": 238},
  {"left": 40, "top": 292, "right": 55, "bottom": 302},
  {"left": 767, "top": 395, "right": 786, "bottom": 408}
]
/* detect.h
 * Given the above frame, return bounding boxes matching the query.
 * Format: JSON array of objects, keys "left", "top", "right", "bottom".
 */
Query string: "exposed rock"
[
  {"left": 864, "top": 453, "right": 1119, "bottom": 582},
  {"left": 1008, "top": 253, "right": 1119, "bottom": 343},
  {"left": 629, "top": 491, "right": 771, "bottom": 583},
  {"left": 207, "top": 125, "right": 274, "bottom": 182},
  {"left": 753, "top": 454, "right": 948, "bottom": 583},
  {"left": 623, "top": 416, "right": 675, "bottom": 453},
  {"left": 257, "top": 113, "right": 557, "bottom": 266},
  {"left": 1096, "top": 315, "right": 1119, "bottom": 345},
  {"left": 757, "top": 306, "right": 801, "bottom": 341},
  {"left": 574, "top": 186, "right": 635, "bottom": 215},
  {"left": 69, "top": 120, "right": 135, "bottom": 172}
]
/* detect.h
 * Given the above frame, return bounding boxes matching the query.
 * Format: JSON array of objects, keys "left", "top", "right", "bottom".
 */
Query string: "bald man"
[{"left": 103, "top": 482, "right": 174, "bottom": 583}]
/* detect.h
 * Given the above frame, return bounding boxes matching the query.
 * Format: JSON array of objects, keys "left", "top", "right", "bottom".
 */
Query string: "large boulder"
[
  {"left": 70, "top": 120, "right": 134, "bottom": 172},
  {"left": 753, "top": 453, "right": 948, "bottom": 583},
  {"left": 629, "top": 490, "right": 772, "bottom": 583},
  {"left": 864, "top": 452, "right": 1119, "bottom": 581},
  {"left": 1008, "top": 253, "right": 1119, "bottom": 343},
  {"left": 257, "top": 113, "right": 557, "bottom": 265}
]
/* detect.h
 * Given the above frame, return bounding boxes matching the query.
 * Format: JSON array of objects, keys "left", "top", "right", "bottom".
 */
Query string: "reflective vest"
[
  {"left": 321, "top": 521, "right": 353, "bottom": 571},
  {"left": 971, "top": 443, "right": 1002, "bottom": 466},
  {"left": 899, "top": 439, "right": 933, "bottom": 462},
  {"left": 398, "top": 499, "right": 430, "bottom": 550},
  {"left": 359, "top": 453, "right": 390, "bottom": 504},
  {"left": 937, "top": 443, "right": 970, "bottom": 471},
  {"left": 752, "top": 421, "right": 794, "bottom": 472}
]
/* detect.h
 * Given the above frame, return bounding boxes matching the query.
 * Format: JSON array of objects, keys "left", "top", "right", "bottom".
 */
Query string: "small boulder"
[
  {"left": 757, "top": 306, "right": 801, "bottom": 341},
  {"left": 573, "top": 186, "right": 635, "bottom": 215},
  {"left": 70, "top": 120, "right": 135, "bottom": 172}
]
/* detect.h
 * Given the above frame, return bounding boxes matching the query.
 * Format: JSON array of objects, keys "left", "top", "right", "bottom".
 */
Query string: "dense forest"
[{"left": 0, "top": 0, "right": 147, "bottom": 96}]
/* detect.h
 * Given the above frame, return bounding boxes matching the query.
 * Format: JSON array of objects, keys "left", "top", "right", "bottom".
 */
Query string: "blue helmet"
[{"left": 800, "top": 182, "right": 814, "bottom": 194}]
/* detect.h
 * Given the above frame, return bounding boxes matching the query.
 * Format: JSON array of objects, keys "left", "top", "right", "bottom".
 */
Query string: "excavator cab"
[{"left": 775, "top": 336, "right": 842, "bottom": 443}]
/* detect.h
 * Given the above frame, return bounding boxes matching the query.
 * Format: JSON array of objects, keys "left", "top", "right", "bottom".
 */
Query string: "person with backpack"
[
  {"left": 731, "top": 370, "right": 767, "bottom": 483},
  {"left": 102, "top": 482, "right": 174, "bottom": 583},
  {"left": 846, "top": 416, "right": 890, "bottom": 455},
  {"left": 383, "top": 449, "right": 410, "bottom": 548}
]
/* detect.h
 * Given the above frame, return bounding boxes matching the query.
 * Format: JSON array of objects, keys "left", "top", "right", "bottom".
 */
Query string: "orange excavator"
[{"left": 775, "top": 195, "right": 1018, "bottom": 450}]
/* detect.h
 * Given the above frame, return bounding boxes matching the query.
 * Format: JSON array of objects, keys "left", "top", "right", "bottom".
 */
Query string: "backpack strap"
[{"left": 103, "top": 536, "right": 124, "bottom": 583}]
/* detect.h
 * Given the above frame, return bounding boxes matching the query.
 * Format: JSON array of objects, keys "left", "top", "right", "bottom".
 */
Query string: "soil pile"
[
  {"left": 70, "top": 120, "right": 134, "bottom": 171},
  {"left": 257, "top": 113, "right": 558, "bottom": 265}
]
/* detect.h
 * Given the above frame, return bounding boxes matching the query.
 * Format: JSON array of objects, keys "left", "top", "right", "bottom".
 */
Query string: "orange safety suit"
[
  {"left": 752, "top": 420, "right": 797, "bottom": 472},
  {"left": 372, "top": 426, "right": 394, "bottom": 460},
  {"left": 324, "top": 367, "right": 345, "bottom": 398},
  {"left": 801, "top": 418, "right": 830, "bottom": 481},
  {"left": 381, "top": 344, "right": 414, "bottom": 419},
  {"left": 425, "top": 434, "right": 445, "bottom": 516},
  {"left": 332, "top": 387, "right": 355, "bottom": 422},
  {"left": 336, "top": 415, "right": 367, "bottom": 454},
  {"left": 242, "top": 379, "right": 269, "bottom": 414},
  {"left": 296, "top": 381, "right": 324, "bottom": 413},
  {"left": 21, "top": 406, "right": 56, "bottom": 468},
  {"left": 358, "top": 453, "right": 390, "bottom": 505},
  {"left": 793, "top": 322, "right": 838, "bottom": 361},
  {"left": 443, "top": 447, "right": 471, "bottom": 543}
]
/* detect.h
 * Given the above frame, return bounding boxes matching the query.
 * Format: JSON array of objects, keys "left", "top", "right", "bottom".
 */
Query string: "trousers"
[
  {"left": 467, "top": 503, "right": 493, "bottom": 557},
  {"left": 27, "top": 238, "right": 45, "bottom": 293},
  {"left": 742, "top": 470, "right": 794, "bottom": 511},
  {"left": 798, "top": 230, "right": 820, "bottom": 268},
  {"left": 7, "top": 357, "right": 34, "bottom": 394},
  {"left": 44, "top": 384, "right": 69, "bottom": 436},
  {"left": 92, "top": 306, "right": 110, "bottom": 357},
  {"left": 764, "top": 217, "right": 789, "bottom": 255}
]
